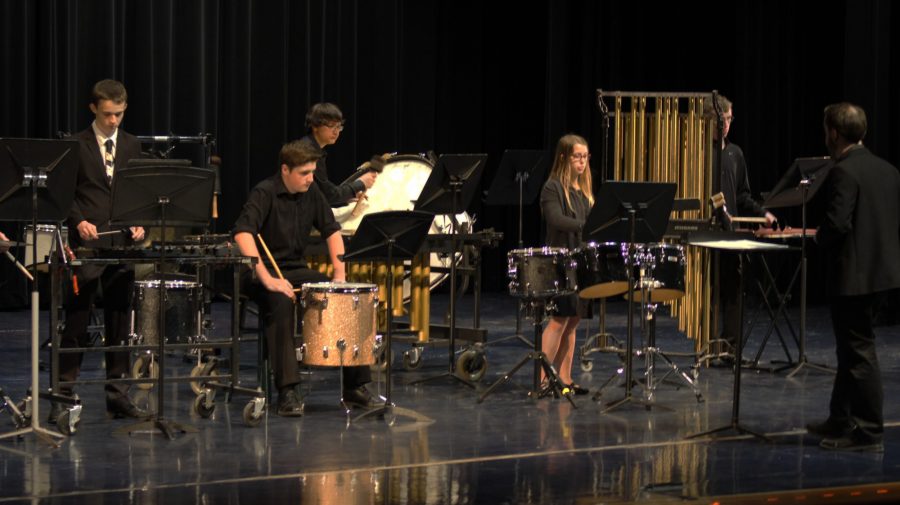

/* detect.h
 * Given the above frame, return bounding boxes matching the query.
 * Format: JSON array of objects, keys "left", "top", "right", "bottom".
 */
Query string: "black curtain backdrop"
[{"left": 1, "top": 0, "right": 897, "bottom": 306}]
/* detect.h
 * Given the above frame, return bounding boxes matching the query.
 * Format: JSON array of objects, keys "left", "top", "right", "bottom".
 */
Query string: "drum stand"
[
  {"left": 636, "top": 279, "right": 703, "bottom": 404},
  {"left": 477, "top": 298, "right": 576, "bottom": 407}
]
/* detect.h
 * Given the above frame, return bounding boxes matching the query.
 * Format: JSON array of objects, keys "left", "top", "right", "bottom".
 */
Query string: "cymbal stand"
[{"left": 477, "top": 299, "right": 576, "bottom": 407}]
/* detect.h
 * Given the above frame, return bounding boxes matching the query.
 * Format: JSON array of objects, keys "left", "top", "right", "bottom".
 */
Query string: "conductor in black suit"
[
  {"left": 51, "top": 79, "right": 148, "bottom": 422},
  {"left": 807, "top": 102, "right": 900, "bottom": 452}
]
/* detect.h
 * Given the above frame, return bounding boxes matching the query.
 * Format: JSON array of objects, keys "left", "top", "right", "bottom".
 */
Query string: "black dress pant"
[
  {"left": 718, "top": 251, "right": 743, "bottom": 350},
  {"left": 251, "top": 268, "right": 371, "bottom": 391},
  {"left": 829, "top": 293, "right": 884, "bottom": 441},
  {"left": 59, "top": 264, "right": 133, "bottom": 399}
]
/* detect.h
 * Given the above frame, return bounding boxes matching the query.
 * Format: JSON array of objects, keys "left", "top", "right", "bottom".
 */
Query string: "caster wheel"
[
  {"left": 57, "top": 410, "right": 79, "bottom": 436},
  {"left": 580, "top": 360, "right": 594, "bottom": 372},
  {"left": 190, "top": 362, "right": 219, "bottom": 395},
  {"left": 243, "top": 401, "right": 264, "bottom": 427},
  {"left": 370, "top": 349, "right": 394, "bottom": 373},
  {"left": 193, "top": 393, "right": 215, "bottom": 418},
  {"left": 456, "top": 347, "right": 488, "bottom": 383},
  {"left": 403, "top": 348, "right": 423, "bottom": 370},
  {"left": 131, "top": 356, "right": 158, "bottom": 390}
]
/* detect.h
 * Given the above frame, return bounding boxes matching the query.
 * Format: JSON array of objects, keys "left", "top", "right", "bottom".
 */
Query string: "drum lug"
[
  {"left": 322, "top": 346, "right": 329, "bottom": 359},
  {"left": 296, "top": 344, "right": 306, "bottom": 362},
  {"left": 352, "top": 345, "right": 360, "bottom": 359},
  {"left": 351, "top": 295, "right": 359, "bottom": 310}
]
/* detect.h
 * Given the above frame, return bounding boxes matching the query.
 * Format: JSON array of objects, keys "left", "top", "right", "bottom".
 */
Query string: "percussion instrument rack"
[{"left": 48, "top": 247, "right": 266, "bottom": 430}]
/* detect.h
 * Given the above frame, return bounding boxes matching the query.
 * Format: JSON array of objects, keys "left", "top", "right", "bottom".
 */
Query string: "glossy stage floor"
[{"left": 2, "top": 292, "right": 900, "bottom": 504}]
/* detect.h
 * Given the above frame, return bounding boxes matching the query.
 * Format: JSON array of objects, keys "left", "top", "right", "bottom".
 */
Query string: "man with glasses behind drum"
[
  {"left": 233, "top": 140, "right": 375, "bottom": 416},
  {"left": 52, "top": 79, "right": 148, "bottom": 424},
  {"left": 298, "top": 103, "right": 378, "bottom": 207}
]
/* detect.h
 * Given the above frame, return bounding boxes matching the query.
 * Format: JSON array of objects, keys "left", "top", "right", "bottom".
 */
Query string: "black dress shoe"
[
  {"left": 106, "top": 396, "right": 151, "bottom": 420},
  {"left": 820, "top": 429, "right": 884, "bottom": 453},
  {"left": 343, "top": 386, "right": 376, "bottom": 409},
  {"left": 806, "top": 418, "right": 853, "bottom": 439},
  {"left": 567, "top": 383, "right": 590, "bottom": 396},
  {"left": 276, "top": 389, "right": 304, "bottom": 417}
]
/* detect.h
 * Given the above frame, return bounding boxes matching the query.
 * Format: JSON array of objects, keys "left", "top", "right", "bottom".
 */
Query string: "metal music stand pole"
[
  {"left": 781, "top": 179, "right": 832, "bottom": 377},
  {"left": 409, "top": 154, "right": 487, "bottom": 389},
  {"left": 483, "top": 150, "right": 549, "bottom": 348},
  {"left": 0, "top": 138, "right": 79, "bottom": 446},
  {"left": 345, "top": 211, "right": 434, "bottom": 424},
  {"left": 110, "top": 164, "right": 215, "bottom": 439}
]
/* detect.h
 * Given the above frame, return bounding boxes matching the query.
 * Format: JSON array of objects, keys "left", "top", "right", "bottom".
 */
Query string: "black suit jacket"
[
  {"left": 67, "top": 127, "right": 142, "bottom": 250},
  {"left": 816, "top": 146, "right": 900, "bottom": 296}
]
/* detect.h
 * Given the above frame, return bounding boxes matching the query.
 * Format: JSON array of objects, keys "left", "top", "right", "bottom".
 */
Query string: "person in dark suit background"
[
  {"left": 807, "top": 102, "right": 900, "bottom": 452},
  {"left": 51, "top": 79, "right": 148, "bottom": 422}
]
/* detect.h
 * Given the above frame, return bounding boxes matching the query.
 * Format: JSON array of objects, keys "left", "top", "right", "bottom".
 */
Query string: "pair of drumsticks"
[{"left": 256, "top": 234, "right": 304, "bottom": 293}]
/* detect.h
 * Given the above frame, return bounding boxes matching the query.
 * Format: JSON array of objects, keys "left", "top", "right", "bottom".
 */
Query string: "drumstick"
[
  {"left": 4, "top": 251, "right": 34, "bottom": 282},
  {"left": 256, "top": 234, "right": 284, "bottom": 280}
]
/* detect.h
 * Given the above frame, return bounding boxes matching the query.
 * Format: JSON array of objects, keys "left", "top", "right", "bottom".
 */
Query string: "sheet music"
[{"left": 689, "top": 239, "right": 791, "bottom": 251}]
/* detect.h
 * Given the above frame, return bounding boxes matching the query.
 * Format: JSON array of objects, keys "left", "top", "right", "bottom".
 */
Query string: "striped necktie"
[{"left": 104, "top": 138, "right": 115, "bottom": 183}]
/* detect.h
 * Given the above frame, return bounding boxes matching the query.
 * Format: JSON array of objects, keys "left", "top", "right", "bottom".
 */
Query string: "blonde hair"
[{"left": 549, "top": 133, "right": 594, "bottom": 209}]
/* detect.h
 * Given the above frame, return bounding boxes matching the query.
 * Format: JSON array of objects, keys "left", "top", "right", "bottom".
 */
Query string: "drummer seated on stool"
[{"left": 233, "top": 140, "right": 375, "bottom": 417}]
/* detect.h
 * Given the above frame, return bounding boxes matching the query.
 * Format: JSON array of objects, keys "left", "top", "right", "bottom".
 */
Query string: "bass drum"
[{"left": 333, "top": 154, "right": 471, "bottom": 298}]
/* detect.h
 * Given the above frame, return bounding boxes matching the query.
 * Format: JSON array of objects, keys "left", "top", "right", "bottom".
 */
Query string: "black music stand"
[
  {"left": 485, "top": 149, "right": 550, "bottom": 347},
  {"left": 409, "top": 154, "right": 487, "bottom": 389},
  {"left": 583, "top": 181, "right": 676, "bottom": 413},
  {"left": 685, "top": 233, "right": 788, "bottom": 441},
  {"left": 343, "top": 210, "right": 434, "bottom": 424},
  {"left": 110, "top": 163, "right": 215, "bottom": 439},
  {"left": 0, "top": 138, "right": 78, "bottom": 446},
  {"left": 763, "top": 157, "right": 833, "bottom": 377}
]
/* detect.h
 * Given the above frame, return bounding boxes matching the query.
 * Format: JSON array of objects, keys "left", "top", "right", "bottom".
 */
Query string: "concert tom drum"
[
  {"left": 300, "top": 282, "right": 378, "bottom": 367},
  {"left": 24, "top": 224, "right": 67, "bottom": 272},
  {"left": 571, "top": 242, "right": 630, "bottom": 299},
  {"left": 130, "top": 279, "right": 203, "bottom": 345},
  {"left": 507, "top": 247, "right": 576, "bottom": 299},
  {"left": 632, "top": 243, "right": 686, "bottom": 302}
]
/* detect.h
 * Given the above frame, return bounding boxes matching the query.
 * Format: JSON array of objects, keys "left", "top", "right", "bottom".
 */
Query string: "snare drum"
[
  {"left": 572, "top": 242, "right": 630, "bottom": 299},
  {"left": 300, "top": 282, "right": 378, "bottom": 367},
  {"left": 507, "top": 247, "right": 576, "bottom": 299},
  {"left": 24, "top": 224, "right": 67, "bottom": 271},
  {"left": 632, "top": 243, "right": 686, "bottom": 302},
  {"left": 130, "top": 279, "right": 203, "bottom": 345}
]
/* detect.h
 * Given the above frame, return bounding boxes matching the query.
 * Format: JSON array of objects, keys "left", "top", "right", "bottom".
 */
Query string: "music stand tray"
[
  {"left": 763, "top": 157, "right": 831, "bottom": 209},
  {"left": 110, "top": 164, "right": 215, "bottom": 439},
  {"left": 344, "top": 210, "right": 434, "bottom": 424},
  {"left": 0, "top": 138, "right": 79, "bottom": 447}
]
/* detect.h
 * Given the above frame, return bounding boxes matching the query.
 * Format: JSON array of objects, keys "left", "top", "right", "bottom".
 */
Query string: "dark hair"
[
  {"left": 305, "top": 103, "right": 344, "bottom": 129},
  {"left": 279, "top": 140, "right": 322, "bottom": 169},
  {"left": 824, "top": 102, "right": 867, "bottom": 143},
  {"left": 703, "top": 94, "right": 733, "bottom": 118},
  {"left": 91, "top": 79, "right": 128, "bottom": 105}
]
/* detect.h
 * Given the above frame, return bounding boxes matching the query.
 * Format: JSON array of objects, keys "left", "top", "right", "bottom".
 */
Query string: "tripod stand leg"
[
  {"left": 537, "top": 357, "right": 576, "bottom": 408},
  {"left": 477, "top": 353, "right": 534, "bottom": 403}
]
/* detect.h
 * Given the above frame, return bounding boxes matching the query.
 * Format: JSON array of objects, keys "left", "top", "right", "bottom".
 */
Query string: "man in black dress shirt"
[
  {"left": 707, "top": 95, "right": 776, "bottom": 361},
  {"left": 233, "top": 140, "right": 375, "bottom": 416},
  {"left": 807, "top": 103, "right": 900, "bottom": 452},
  {"left": 297, "top": 103, "right": 377, "bottom": 207},
  {"left": 53, "top": 79, "right": 148, "bottom": 422}
]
